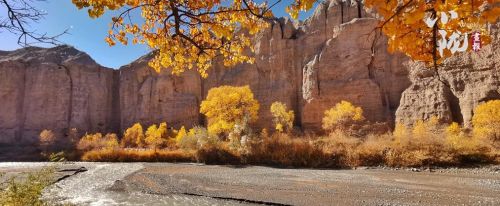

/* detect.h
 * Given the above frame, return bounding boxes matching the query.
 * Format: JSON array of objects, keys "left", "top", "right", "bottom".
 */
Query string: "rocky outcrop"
[
  {"left": 297, "top": 18, "right": 409, "bottom": 130},
  {"left": 0, "top": 0, "right": 497, "bottom": 145},
  {"left": 396, "top": 22, "right": 500, "bottom": 127},
  {"left": 0, "top": 46, "right": 119, "bottom": 145}
]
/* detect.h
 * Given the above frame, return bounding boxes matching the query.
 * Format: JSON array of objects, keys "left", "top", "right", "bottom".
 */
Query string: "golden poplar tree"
[
  {"left": 175, "top": 126, "right": 188, "bottom": 144},
  {"left": 121, "top": 123, "right": 145, "bottom": 148},
  {"left": 472, "top": 100, "right": 500, "bottom": 141},
  {"left": 145, "top": 124, "right": 167, "bottom": 149},
  {"left": 322, "top": 101, "right": 365, "bottom": 133},
  {"left": 71, "top": 1, "right": 496, "bottom": 73},
  {"left": 365, "top": 0, "right": 498, "bottom": 65},
  {"left": 200, "top": 85, "right": 259, "bottom": 135},
  {"left": 270, "top": 101, "right": 295, "bottom": 133}
]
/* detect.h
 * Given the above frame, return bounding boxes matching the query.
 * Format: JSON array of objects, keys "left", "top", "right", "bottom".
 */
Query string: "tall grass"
[
  {"left": 0, "top": 167, "right": 54, "bottom": 206},
  {"left": 245, "top": 134, "right": 333, "bottom": 168},
  {"left": 81, "top": 148, "right": 195, "bottom": 162}
]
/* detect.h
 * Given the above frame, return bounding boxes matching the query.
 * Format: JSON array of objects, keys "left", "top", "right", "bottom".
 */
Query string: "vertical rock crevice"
[
  {"left": 446, "top": 89, "right": 463, "bottom": 124},
  {"left": 357, "top": 0, "right": 362, "bottom": 18},
  {"left": 60, "top": 64, "right": 73, "bottom": 130},
  {"left": 340, "top": 1, "right": 344, "bottom": 24}
]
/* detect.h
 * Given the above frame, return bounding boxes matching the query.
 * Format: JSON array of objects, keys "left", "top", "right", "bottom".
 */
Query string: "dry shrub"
[
  {"left": 355, "top": 135, "right": 392, "bottom": 166},
  {"left": 195, "top": 144, "right": 241, "bottom": 165},
  {"left": 39, "top": 130, "right": 56, "bottom": 146},
  {"left": 314, "top": 132, "right": 361, "bottom": 167},
  {"left": 245, "top": 133, "right": 331, "bottom": 168},
  {"left": 443, "top": 122, "right": 497, "bottom": 164},
  {"left": 311, "top": 118, "right": 498, "bottom": 167},
  {"left": 197, "top": 129, "right": 222, "bottom": 149},
  {"left": 382, "top": 119, "right": 497, "bottom": 167},
  {"left": 177, "top": 126, "right": 210, "bottom": 150},
  {"left": 81, "top": 148, "right": 194, "bottom": 162},
  {"left": 77, "top": 133, "right": 119, "bottom": 152},
  {"left": 39, "top": 130, "right": 56, "bottom": 156},
  {"left": 78, "top": 121, "right": 497, "bottom": 167},
  {"left": 383, "top": 119, "right": 452, "bottom": 166}
]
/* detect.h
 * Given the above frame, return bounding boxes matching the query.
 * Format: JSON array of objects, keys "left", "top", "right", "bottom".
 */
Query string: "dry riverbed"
[{"left": 0, "top": 162, "right": 499, "bottom": 206}]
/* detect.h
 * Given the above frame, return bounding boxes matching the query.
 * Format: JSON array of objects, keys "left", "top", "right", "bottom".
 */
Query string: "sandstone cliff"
[
  {"left": 0, "top": 0, "right": 497, "bottom": 145},
  {"left": 119, "top": 0, "right": 410, "bottom": 132},
  {"left": 396, "top": 22, "right": 500, "bottom": 127},
  {"left": 0, "top": 46, "right": 119, "bottom": 145}
]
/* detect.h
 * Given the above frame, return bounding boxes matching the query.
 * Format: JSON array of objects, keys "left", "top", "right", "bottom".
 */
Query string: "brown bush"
[
  {"left": 245, "top": 133, "right": 333, "bottom": 168},
  {"left": 39, "top": 130, "right": 56, "bottom": 154},
  {"left": 313, "top": 132, "right": 361, "bottom": 167},
  {"left": 380, "top": 120, "right": 497, "bottom": 167},
  {"left": 81, "top": 148, "right": 195, "bottom": 162},
  {"left": 77, "top": 133, "right": 119, "bottom": 152},
  {"left": 354, "top": 135, "right": 391, "bottom": 166},
  {"left": 195, "top": 145, "right": 241, "bottom": 165}
]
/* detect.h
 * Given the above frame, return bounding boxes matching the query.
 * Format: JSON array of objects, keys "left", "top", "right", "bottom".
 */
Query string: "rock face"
[
  {"left": 0, "top": 0, "right": 497, "bottom": 145},
  {"left": 0, "top": 46, "right": 119, "bottom": 145},
  {"left": 118, "top": 0, "right": 410, "bottom": 132},
  {"left": 396, "top": 22, "right": 500, "bottom": 127},
  {"left": 118, "top": 55, "right": 203, "bottom": 131}
]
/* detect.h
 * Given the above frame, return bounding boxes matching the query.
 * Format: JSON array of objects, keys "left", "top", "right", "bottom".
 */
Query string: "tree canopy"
[
  {"left": 365, "top": 0, "right": 499, "bottom": 65},
  {"left": 70, "top": 0, "right": 498, "bottom": 75},
  {"left": 200, "top": 85, "right": 260, "bottom": 135},
  {"left": 70, "top": 0, "right": 316, "bottom": 77},
  {"left": 322, "top": 101, "right": 364, "bottom": 133},
  {"left": 270, "top": 101, "right": 295, "bottom": 133}
]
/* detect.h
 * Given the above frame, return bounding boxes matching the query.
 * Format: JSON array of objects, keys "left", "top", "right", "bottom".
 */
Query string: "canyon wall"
[
  {"left": 0, "top": 0, "right": 497, "bottom": 145},
  {"left": 117, "top": 0, "right": 410, "bottom": 132},
  {"left": 396, "top": 22, "right": 500, "bottom": 127},
  {"left": 0, "top": 46, "right": 119, "bottom": 145}
]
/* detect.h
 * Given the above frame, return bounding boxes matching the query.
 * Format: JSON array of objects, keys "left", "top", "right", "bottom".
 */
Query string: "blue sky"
[{"left": 0, "top": 1, "right": 315, "bottom": 69}]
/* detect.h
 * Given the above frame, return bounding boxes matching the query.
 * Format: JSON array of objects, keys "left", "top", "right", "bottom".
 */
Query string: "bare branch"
[{"left": 0, "top": 0, "right": 68, "bottom": 46}]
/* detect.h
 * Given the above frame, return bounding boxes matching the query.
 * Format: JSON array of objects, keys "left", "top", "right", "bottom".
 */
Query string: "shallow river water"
[
  {"left": 3, "top": 162, "right": 499, "bottom": 206},
  {"left": 0, "top": 162, "right": 248, "bottom": 206}
]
